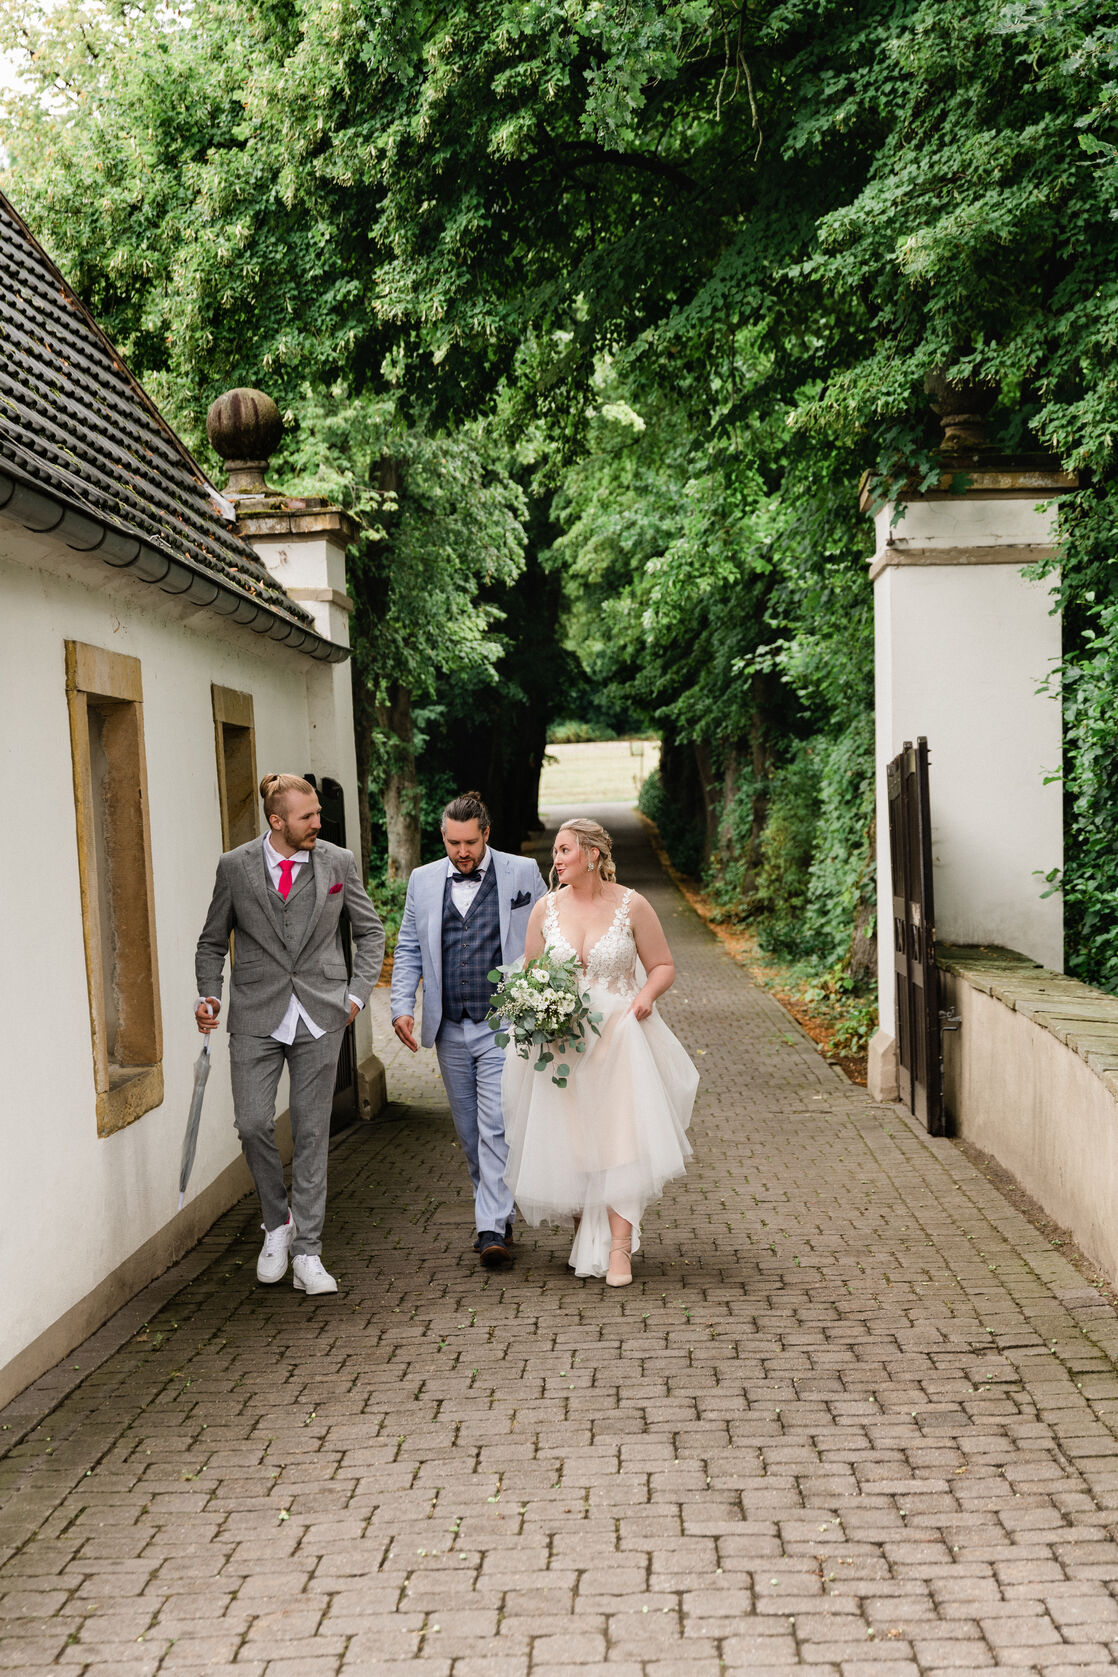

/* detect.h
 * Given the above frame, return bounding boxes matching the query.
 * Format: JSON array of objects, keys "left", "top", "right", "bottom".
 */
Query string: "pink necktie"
[{"left": 277, "top": 858, "right": 295, "bottom": 900}]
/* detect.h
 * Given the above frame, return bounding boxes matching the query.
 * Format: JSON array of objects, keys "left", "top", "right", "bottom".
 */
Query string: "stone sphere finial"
[{"left": 206, "top": 388, "right": 283, "bottom": 495}]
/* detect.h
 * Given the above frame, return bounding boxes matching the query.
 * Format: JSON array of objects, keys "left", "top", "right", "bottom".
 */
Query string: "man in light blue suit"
[{"left": 391, "top": 791, "right": 547, "bottom": 1267}]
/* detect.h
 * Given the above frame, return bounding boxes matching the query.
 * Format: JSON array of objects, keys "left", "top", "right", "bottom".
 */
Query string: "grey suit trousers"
[{"left": 229, "top": 1020, "right": 344, "bottom": 1255}]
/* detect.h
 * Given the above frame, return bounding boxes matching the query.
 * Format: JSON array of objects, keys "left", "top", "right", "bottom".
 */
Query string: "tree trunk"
[
  {"left": 486, "top": 691, "right": 548, "bottom": 847},
  {"left": 692, "top": 739, "right": 723, "bottom": 866},
  {"left": 376, "top": 680, "right": 422, "bottom": 880},
  {"left": 717, "top": 745, "right": 742, "bottom": 853},
  {"left": 655, "top": 729, "right": 706, "bottom": 875}
]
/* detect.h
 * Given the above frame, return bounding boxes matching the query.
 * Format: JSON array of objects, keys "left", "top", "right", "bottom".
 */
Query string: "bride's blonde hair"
[{"left": 550, "top": 817, "right": 617, "bottom": 888}]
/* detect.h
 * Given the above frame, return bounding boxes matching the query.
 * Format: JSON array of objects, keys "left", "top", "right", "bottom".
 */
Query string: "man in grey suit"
[
  {"left": 391, "top": 791, "right": 547, "bottom": 1267},
  {"left": 196, "top": 773, "right": 385, "bottom": 1296}
]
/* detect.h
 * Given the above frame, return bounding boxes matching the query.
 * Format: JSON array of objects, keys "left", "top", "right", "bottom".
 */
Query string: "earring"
[{"left": 587, "top": 860, "right": 596, "bottom": 872}]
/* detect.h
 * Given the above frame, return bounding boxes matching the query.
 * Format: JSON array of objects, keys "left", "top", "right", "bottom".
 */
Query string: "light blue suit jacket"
[{"left": 390, "top": 847, "right": 548, "bottom": 1047}]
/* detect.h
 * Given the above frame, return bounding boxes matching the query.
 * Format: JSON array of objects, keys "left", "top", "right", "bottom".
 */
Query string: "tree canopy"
[{"left": 6, "top": 0, "right": 1118, "bottom": 985}]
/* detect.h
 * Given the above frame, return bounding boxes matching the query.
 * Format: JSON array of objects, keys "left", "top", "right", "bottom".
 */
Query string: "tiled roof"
[{"left": 0, "top": 190, "right": 315, "bottom": 629}]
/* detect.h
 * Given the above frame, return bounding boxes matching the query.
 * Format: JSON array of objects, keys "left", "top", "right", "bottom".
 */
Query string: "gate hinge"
[{"left": 939, "top": 1007, "right": 962, "bottom": 1033}]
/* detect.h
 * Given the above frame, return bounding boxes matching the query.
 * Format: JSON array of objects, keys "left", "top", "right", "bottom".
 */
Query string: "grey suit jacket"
[
  {"left": 389, "top": 847, "right": 548, "bottom": 1048},
  {"left": 195, "top": 838, "right": 386, "bottom": 1037}
]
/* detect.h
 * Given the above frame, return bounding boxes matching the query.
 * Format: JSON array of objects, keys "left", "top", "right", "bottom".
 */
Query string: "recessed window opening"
[
  {"left": 66, "top": 642, "right": 163, "bottom": 1134},
  {"left": 212, "top": 686, "right": 258, "bottom": 850}
]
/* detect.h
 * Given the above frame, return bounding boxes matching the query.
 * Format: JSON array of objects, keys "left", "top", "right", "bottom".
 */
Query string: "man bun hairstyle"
[
  {"left": 551, "top": 817, "right": 617, "bottom": 888},
  {"left": 260, "top": 773, "right": 315, "bottom": 819},
  {"left": 442, "top": 790, "right": 491, "bottom": 831}
]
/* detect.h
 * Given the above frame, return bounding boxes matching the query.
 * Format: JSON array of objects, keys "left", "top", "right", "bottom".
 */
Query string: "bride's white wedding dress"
[{"left": 502, "top": 888, "right": 698, "bottom": 1278}]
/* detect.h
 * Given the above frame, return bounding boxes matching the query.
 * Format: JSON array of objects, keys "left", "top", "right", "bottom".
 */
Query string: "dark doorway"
[{"left": 306, "top": 773, "right": 359, "bottom": 1132}]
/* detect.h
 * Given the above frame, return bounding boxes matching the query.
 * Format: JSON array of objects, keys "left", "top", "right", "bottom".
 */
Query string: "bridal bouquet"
[{"left": 487, "top": 949, "right": 602, "bottom": 1087}]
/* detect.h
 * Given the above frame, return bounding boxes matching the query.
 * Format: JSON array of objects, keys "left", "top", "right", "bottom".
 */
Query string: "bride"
[{"left": 502, "top": 817, "right": 698, "bottom": 1285}]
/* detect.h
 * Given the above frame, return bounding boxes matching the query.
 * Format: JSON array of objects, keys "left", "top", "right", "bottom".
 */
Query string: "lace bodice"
[{"left": 544, "top": 888, "right": 638, "bottom": 998}]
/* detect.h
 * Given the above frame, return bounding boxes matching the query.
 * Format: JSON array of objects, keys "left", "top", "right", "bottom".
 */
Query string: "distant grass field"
[{"left": 538, "top": 738, "right": 661, "bottom": 809}]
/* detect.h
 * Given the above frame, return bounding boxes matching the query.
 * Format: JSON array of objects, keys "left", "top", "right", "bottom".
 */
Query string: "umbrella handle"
[{"left": 202, "top": 1036, "right": 211, "bottom": 1057}]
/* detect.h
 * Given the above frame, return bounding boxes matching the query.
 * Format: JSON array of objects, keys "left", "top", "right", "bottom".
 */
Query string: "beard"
[{"left": 278, "top": 822, "right": 317, "bottom": 851}]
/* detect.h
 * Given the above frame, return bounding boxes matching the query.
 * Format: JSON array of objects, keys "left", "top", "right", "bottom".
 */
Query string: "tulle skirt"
[{"left": 502, "top": 984, "right": 698, "bottom": 1277}]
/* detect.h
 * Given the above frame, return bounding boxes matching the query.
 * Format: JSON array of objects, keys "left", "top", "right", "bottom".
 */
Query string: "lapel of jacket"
[
  {"left": 292, "top": 844, "right": 330, "bottom": 959},
  {"left": 420, "top": 862, "right": 445, "bottom": 995},
  {"left": 242, "top": 841, "right": 285, "bottom": 939},
  {"left": 495, "top": 850, "right": 513, "bottom": 957},
  {"left": 286, "top": 855, "right": 315, "bottom": 902},
  {"left": 462, "top": 857, "right": 497, "bottom": 921}
]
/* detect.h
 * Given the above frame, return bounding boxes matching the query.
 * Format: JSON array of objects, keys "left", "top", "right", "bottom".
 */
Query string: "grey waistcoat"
[{"left": 278, "top": 854, "right": 318, "bottom": 954}]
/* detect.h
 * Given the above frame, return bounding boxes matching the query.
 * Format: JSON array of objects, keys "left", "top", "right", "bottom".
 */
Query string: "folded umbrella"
[{"left": 178, "top": 1036, "right": 212, "bottom": 1210}]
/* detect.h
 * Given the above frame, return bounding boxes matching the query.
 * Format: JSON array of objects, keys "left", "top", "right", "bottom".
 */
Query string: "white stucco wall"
[
  {"left": 942, "top": 967, "right": 1118, "bottom": 1286},
  {"left": 873, "top": 495, "right": 1064, "bottom": 1044},
  {"left": 0, "top": 522, "right": 359, "bottom": 1391}
]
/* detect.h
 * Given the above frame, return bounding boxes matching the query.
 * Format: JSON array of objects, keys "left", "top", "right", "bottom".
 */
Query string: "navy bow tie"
[{"left": 451, "top": 870, "right": 482, "bottom": 884}]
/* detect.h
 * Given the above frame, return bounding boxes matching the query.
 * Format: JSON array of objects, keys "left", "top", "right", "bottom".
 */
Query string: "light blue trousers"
[{"left": 436, "top": 1016, "right": 514, "bottom": 1235}]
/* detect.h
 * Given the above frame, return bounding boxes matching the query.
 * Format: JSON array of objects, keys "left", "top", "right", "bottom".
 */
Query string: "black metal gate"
[
  {"left": 886, "top": 738, "right": 943, "bottom": 1134},
  {"left": 305, "top": 773, "right": 359, "bottom": 1131}
]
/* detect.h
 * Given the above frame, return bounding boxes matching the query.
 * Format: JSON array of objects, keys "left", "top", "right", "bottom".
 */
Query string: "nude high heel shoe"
[{"left": 606, "top": 1240, "right": 632, "bottom": 1287}]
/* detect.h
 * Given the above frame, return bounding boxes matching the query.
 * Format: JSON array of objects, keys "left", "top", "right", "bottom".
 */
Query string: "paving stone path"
[{"left": 7, "top": 806, "right": 1118, "bottom": 1676}]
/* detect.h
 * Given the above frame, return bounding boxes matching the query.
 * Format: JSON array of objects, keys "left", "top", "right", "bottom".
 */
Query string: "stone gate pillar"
[
  {"left": 207, "top": 388, "right": 384, "bottom": 1117},
  {"left": 206, "top": 388, "right": 361, "bottom": 836},
  {"left": 864, "top": 395, "right": 1075, "bottom": 1103}
]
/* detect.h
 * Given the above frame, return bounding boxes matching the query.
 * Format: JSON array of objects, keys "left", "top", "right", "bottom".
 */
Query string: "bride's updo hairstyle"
[{"left": 551, "top": 817, "right": 617, "bottom": 889}]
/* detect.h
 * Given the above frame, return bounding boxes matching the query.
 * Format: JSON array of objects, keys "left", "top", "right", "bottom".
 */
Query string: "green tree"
[
  {"left": 277, "top": 389, "right": 527, "bottom": 877},
  {"left": 12, "top": 0, "right": 1118, "bottom": 986}
]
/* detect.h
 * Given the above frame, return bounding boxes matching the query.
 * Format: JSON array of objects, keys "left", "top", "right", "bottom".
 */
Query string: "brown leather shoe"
[{"left": 478, "top": 1231, "right": 513, "bottom": 1269}]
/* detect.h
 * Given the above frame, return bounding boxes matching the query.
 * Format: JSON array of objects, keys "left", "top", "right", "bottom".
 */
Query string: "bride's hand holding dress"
[{"left": 620, "top": 892, "right": 676, "bottom": 1022}]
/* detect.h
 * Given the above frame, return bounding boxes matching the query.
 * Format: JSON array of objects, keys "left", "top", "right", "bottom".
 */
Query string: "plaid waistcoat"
[{"left": 441, "top": 864, "right": 502, "bottom": 1023}]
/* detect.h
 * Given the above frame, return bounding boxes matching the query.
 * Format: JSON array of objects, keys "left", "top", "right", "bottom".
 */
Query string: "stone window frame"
[
  {"left": 211, "top": 684, "right": 259, "bottom": 851},
  {"left": 65, "top": 641, "right": 163, "bottom": 1136}
]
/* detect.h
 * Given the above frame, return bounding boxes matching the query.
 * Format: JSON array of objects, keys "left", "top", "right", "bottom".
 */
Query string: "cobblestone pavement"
[{"left": 7, "top": 806, "right": 1118, "bottom": 1676}]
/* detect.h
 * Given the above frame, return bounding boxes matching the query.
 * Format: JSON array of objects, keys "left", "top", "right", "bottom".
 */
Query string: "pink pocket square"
[{"left": 329, "top": 882, "right": 344, "bottom": 895}]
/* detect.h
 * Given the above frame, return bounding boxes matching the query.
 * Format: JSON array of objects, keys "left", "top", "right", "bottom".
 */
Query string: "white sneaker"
[
  {"left": 257, "top": 1213, "right": 296, "bottom": 1283},
  {"left": 292, "top": 1254, "right": 338, "bottom": 1296}
]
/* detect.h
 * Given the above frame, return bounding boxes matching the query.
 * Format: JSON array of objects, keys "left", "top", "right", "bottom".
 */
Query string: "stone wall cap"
[
  {"left": 231, "top": 504, "right": 361, "bottom": 545},
  {"left": 860, "top": 460, "right": 1078, "bottom": 514},
  {"left": 939, "top": 942, "right": 1118, "bottom": 1091}
]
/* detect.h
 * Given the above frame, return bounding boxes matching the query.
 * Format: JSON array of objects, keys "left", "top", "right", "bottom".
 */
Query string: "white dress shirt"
[{"left": 447, "top": 850, "right": 490, "bottom": 916}]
